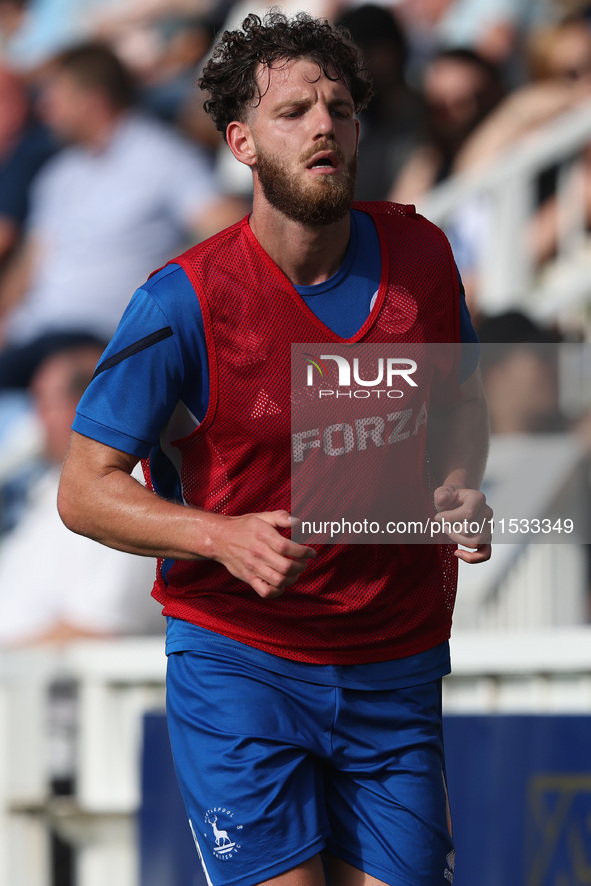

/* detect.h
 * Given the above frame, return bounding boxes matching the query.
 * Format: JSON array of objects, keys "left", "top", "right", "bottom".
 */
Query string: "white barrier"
[
  {"left": 0, "top": 640, "right": 166, "bottom": 886},
  {"left": 2, "top": 630, "right": 591, "bottom": 886},
  {"left": 445, "top": 628, "right": 591, "bottom": 713}
]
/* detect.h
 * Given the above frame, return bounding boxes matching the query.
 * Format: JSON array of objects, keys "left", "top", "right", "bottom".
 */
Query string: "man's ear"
[{"left": 226, "top": 120, "right": 256, "bottom": 167}]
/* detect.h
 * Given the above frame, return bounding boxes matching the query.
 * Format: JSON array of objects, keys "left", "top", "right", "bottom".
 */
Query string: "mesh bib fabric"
[{"left": 145, "top": 202, "right": 461, "bottom": 664}]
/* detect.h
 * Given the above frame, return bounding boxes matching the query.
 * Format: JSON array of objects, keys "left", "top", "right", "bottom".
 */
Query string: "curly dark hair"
[{"left": 199, "top": 10, "right": 374, "bottom": 137}]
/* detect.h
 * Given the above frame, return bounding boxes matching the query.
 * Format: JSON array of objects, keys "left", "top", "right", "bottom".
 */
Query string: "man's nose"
[{"left": 311, "top": 103, "right": 334, "bottom": 138}]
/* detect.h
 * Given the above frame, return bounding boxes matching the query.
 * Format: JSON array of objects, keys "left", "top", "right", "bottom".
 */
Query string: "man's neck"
[{"left": 249, "top": 200, "right": 352, "bottom": 287}]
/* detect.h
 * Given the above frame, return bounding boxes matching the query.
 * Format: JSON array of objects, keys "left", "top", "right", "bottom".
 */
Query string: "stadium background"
[{"left": 0, "top": 0, "right": 591, "bottom": 883}]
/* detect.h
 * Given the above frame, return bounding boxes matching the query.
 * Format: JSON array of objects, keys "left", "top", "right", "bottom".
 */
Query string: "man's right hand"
[{"left": 211, "top": 510, "right": 317, "bottom": 598}]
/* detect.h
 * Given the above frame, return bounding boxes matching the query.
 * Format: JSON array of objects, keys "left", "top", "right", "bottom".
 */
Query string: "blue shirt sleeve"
[{"left": 73, "top": 263, "right": 209, "bottom": 457}]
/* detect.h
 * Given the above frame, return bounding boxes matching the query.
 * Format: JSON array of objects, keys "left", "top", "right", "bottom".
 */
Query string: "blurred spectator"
[
  {"left": 0, "top": 343, "right": 161, "bottom": 648},
  {"left": 0, "top": 42, "right": 245, "bottom": 388},
  {"left": 136, "top": 14, "right": 216, "bottom": 126},
  {"left": 87, "top": 0, "right": 227, "bottom": 73},
  {"left": 454, "top": 16, "right": 591, "bottom": 267},
  {"left": 0, "top": 0, "right": 207, "bottom": 74},
  {"left": 528, "top": 14, "right": 591, "bottom": 79},
  {"left": 456, "top": 16, "right": 591, "bottom": 171},
  {"left": 0, "top": 64, "right": 56, "bottom": 272},
  {"left": 0, "top": 0, "right": 104, "bottom": 72},
  {"left": 88, "top": 0, "right": 227, "bottom": 41},
  {"left": 87, "top": 5, "right": 226, "bottom": 151},
  {"left": 546, "top": 0, "right": 591, "bottom": 20},
  {"left": 391, "top": 0, "right": 545, "bottom": 80},
  {"left": 477, "top": 310, "right": 565, "bottom": 434},
  {"left": 174, "top": 21, "right": 226, "bottom": 157},
  {"left": 0, "top": 339, "right": 162, "bottom": 886},
  {"left": 337, "top": 4, "right": 426, "bottom": 201},
  {"left": 0, "top": 0, "right": 27, "bottom": 44},
  {"left": 390, "top": 47, "right": 505, "bottom": 202}
]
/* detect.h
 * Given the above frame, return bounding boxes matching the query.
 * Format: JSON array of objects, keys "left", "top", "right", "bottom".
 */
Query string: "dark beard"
[{"left": 256, "top": 143, "right": 357, "bottom": 226}]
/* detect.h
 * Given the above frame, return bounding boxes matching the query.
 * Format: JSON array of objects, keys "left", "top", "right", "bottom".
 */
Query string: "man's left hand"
[{"left": 433, "top": 485, "right": 493, "bottom": 563}]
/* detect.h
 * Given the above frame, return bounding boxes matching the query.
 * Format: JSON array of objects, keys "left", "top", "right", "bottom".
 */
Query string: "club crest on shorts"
[
  {"left": 203, "top": 807, "right": 242, "bottom": 860},
  {"left": 444, "top": 849, "right": 455, "bottom": 882}
]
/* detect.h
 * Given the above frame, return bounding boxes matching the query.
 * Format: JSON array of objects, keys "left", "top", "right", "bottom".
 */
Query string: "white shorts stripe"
[{"left": 189, "top": 819, "right": 215, "bottom": 886}]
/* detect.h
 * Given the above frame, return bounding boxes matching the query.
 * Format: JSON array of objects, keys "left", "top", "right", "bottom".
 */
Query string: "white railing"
[
  {"left": 445, "top": 627, "right": 591, "bottom": 712},
  {"left": 419, "top": 98, "right": 591, "bottom": 325},
  {"left": 0, "top": 639, "right": 166, "bottom": 886},
  {"left": 2, "top": 632, "right": 591, "bottom": 886},
  {"left": 453, "top": 432, "right": 590, "bottom": 631}
]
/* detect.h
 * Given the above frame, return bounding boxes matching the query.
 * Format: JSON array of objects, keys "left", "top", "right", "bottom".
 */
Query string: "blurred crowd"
[
  {"left": 0, "top": 7, "right": 589, "bottom": 883},
  {"left": 0, "top": 0, "right": 590, "bottom": 654}
]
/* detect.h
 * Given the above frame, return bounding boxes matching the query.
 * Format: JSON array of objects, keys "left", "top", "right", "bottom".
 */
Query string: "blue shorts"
[{"left": 166, "top": 650, "right": 454, "bottom": 886}]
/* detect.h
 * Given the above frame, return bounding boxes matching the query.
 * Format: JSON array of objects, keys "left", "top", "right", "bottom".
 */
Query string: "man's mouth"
[{"left": 306, "top": 151, "right": 338, "bottom": 171}]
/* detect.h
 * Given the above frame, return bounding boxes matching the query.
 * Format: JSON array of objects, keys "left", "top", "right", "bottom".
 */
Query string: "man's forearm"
[
  {"left": 58, "top": 431, "right": 316, "bottom": 597},
  {"left": 430, "top": 369, "right": 490, "bottom": 492},
  {"left": 428, "top": 369, "right": 492, "bottom": 563},
  {"left": 58, "top": 432, "right": 225, "bottom": 560}
]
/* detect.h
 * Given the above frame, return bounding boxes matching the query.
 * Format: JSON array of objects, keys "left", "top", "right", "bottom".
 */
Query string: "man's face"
[
  {"left": 246, "top": 58, "right": 359, "bottom": 225},
  {"left": 32, "top": 348, "right": 102, "bottom": 463},
  {"left": 424, "top": 58, "right": 489, "bottom": 141},
  {"left": 38, "top": 70, "right": 94, "bottom": 143}
]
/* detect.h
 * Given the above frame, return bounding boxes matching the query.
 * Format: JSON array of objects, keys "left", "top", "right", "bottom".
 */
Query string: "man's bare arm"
[
  {"left": 58, "top": 431, "right": 316, "bottom": 598},
  {"left": 429, "top": 369, "right": 493, "bottom": 563}
]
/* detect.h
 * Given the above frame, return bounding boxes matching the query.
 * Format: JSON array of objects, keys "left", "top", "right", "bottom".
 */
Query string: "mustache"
[{"left": 300, "top": 140, "right": 346, "bottom": 165}]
